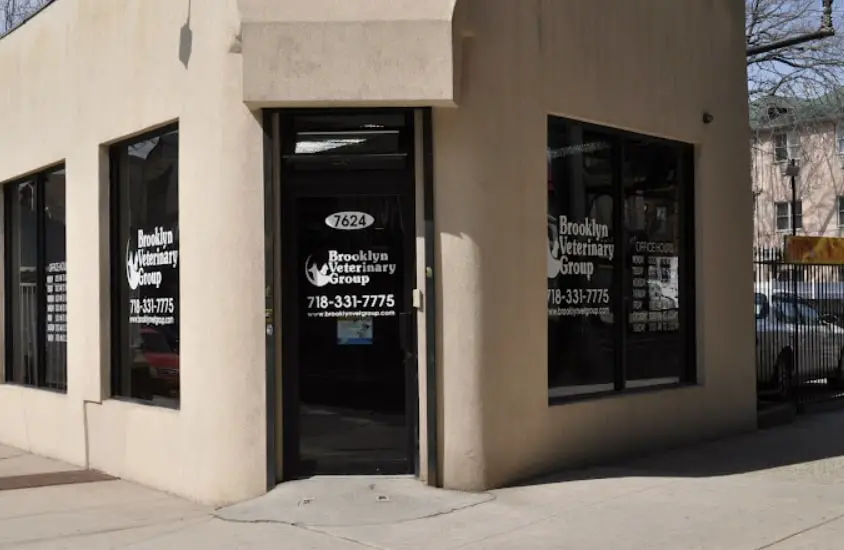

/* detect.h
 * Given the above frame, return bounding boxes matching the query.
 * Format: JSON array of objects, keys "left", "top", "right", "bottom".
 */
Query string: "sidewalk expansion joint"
[{"left": 754, "top": 510, "right": 844, "bottom": 549}]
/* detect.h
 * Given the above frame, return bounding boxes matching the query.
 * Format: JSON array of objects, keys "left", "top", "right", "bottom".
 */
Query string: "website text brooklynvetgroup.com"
[
  {"left": 129, "top": 314, "right": 175, "bottom": 326},
  {"left": 307, "top": 310, "right": 397, "bottom": 319},
  {"left": 548, "top": 306, "right": 611, "bottom": 317}
]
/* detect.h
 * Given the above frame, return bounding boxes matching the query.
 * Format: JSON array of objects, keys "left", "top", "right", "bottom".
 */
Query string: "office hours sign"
[{"left": 46, "top": 262, "right": 67, "bottom": 344}]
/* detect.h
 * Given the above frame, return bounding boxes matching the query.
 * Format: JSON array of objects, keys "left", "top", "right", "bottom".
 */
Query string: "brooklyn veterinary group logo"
[
  {"left": 126, "top": 244, "right": 142, "bottom": 290},
  {"left": 125, "top": 227, "right": 180, "bottom": 290},
  {"left": 547, "top": 216, "right": 614, "bottom": 282},
  {"left": 305, "top": 250, "right": 396, "bottom": 288}
]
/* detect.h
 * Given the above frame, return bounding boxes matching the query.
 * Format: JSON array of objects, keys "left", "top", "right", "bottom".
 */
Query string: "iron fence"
[{"left": 754, "top": 253, "right": 844, "bottom": 408}]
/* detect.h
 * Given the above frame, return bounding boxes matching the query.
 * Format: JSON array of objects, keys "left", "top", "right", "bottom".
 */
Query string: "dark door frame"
[{"left": 264, "top": 108, "right": 425, "bottom": 483}]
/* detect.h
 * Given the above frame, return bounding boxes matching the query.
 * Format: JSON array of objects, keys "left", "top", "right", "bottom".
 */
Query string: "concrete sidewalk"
[{"left": 4, "top": 410, "right": 844, "bottom": 549}]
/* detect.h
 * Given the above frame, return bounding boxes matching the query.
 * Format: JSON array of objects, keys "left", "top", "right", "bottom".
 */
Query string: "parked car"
[
  {"left": 755, "top": 284, "right": 844, "bottom": 396},
  {"left": 130, "top": 328, "right": 180, "bottom": 399}
]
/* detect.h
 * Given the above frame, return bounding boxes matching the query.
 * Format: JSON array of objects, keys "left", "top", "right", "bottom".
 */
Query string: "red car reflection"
[{"left": 131, "top": 328, "right": 179, "bottom": 399}]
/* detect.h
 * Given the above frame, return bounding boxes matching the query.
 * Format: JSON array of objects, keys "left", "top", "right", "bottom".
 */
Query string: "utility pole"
[
  {"left": 789, "top": 159, "right": 798, "bottom": 238},
  {"left": 747, "top": 0, "right": 835, "bottom": 56},
  {"left": 784, "top": 158, "right": 800, "bottom": 401}
]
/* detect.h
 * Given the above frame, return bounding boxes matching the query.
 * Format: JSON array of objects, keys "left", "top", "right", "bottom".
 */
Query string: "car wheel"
[
  {"left": 828, "top": 348, "right": 844, "bottom": 390},
  {"left": 774, "top": 350, "right": 794, "bottom": 400}
]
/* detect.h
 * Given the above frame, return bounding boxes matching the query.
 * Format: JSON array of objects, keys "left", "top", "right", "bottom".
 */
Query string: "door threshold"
[{"left": 288, "top": 473, "right": 417, "bottom": 482}]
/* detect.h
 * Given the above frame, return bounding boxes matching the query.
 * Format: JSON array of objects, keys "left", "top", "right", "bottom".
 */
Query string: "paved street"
[{"left": 4, "top": 410, "right": 844, "bottom": 549}]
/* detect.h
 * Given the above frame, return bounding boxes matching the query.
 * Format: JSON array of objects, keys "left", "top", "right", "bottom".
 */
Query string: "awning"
[{"left": 239, "top": 0, "right": 467, "bottom": 106}]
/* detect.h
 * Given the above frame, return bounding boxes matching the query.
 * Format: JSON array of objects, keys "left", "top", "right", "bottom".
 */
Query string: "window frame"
[
  {"left": 108, "top": 122, "right": 180, "bottom": 408},
  {"left": 775, "top": 200, "right": 802, "bottom": 232},
  {"left": 3, "top": 164, "right": 68, "bottom": 393},
  {"left": 773, "top": 131, "right": 800, "bottom": 163},
  {"left": 838, "top": 196, "right": 844, "bottom": 227},
  {"left": 773, "top": 132, "right": 788, "bottom": 162},
  {"left": 546, "top": 116, "right": 697, "bottom": 405}
]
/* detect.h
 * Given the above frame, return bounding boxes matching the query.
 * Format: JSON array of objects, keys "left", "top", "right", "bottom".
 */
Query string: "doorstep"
[{"left": 217, "top": 476, "right": 493, "bottom": 528}]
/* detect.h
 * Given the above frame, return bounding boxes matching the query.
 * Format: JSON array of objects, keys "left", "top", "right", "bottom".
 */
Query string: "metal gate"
[{"left": 754, "top": 248, "right": 844, "bottom": 409}]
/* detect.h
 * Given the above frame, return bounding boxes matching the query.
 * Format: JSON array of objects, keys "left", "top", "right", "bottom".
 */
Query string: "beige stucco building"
[
  {"left": 752, "top": 115, "right": 844, "bottom": 253},
  {"left": 0, "top": 0, "right": 754, "bottom": 505}
]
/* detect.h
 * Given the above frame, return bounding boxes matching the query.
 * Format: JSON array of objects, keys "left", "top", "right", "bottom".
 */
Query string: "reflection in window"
[
  {"left": 283, "top": 112, "right": 410, "bottom": 172},
  {"left": 293, "top": 131, "right": 400, "bottom": 156},
  {"left": 4, "top": 166, "right": 67, "bottom": 391},
  {"left": 44, "top": 170, "right": 67, "bottom": 387},
  {"left": 547, "top": 122, "right": 616, "bottom": 397},
  {"left": 547, "top": 116, "right": 695, "bottom": 400},
  {"left": 624, "top": 140, "right": 683, "bottom": 386},
  {"left": 110, "top": 125, "right": 180, "bottom": 407}
]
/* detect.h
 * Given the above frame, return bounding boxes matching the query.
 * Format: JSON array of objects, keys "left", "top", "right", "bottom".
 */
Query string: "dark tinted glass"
[
  {"left": 5, "top": 181, "right": 38, "bottom": 386},
  {"left": 4, "top": 166, "right": 67, "bottom": 391},
  {"left": 547, "top": 119, "right": 617, "bottom": 397},
  {"left": 111, "top": 127, "right": 180, "bottom": 407},
  {"left": 44, "top": 169, "right": 67, "bottom": 388},
  {"left": 293, "top": 130, "right": 401, "bottom": 156},
  {"left": 285, "top": 113, "right": 409, "bottom": 171},
  {"left": 547, "top": 115, "right": 695, "bottom": 399},
  {"left": 623, "top": 140, "right": 683, "bottom": 386},
  {"left": 295, "top": 194, "right": 410, "bottom": 474}
]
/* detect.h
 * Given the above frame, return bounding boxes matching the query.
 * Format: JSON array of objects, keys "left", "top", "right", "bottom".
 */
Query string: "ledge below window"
[{"left": 548, "top": 380, "right": 700, "bottom": 407}]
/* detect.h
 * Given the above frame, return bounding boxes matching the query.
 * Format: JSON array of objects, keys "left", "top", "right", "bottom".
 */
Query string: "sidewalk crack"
[
  {"left": 754, "top": 511, "right": 844, "bottom": 550},
  {"left": 212, "top": 514, "right": 388, "bottom": 549},
  {"left": 212, "top": 494, "right": 496, "bottom": 529},
  {"left": 0, "top": 454, "right": 24, "bottom": 462}
]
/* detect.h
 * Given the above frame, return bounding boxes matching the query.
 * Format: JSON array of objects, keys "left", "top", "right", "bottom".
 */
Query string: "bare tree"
[
  {"left": 748, "top": 0, "right": 842, "bottom": 101},
  {"left": 747, "top": 1, "right": 844, "bottom": 257},
  {"left": 1, "top": 0, "right": 53, "bottom": 35}
]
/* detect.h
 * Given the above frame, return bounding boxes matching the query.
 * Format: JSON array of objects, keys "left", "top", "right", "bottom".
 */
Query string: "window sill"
[
  {"left": 548, "top": 381, "right": 699, "bottom": 407},
  {"left": 108, "top": 395, "right": 180, "bottom": 411},
  {"left": 0, "top": 381, "right": 67, "bottom": 395}
]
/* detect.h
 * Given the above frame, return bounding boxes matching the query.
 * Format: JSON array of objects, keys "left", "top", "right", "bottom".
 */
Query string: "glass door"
[{"left": 279, "top": 109, "right": 418, "bottom": 478}]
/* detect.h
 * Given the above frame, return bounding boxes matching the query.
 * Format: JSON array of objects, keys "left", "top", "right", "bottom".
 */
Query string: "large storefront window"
[
  {"left": 110, "top": 125, "right": 180, "bottom": 407},
  {"left": 547, "top": 116, "right": 694, "bottom": 400},
  {"left": 623, "top": 139, "right": 685, "bottom": 386},
  {"left": 3, "top": 166, "right": 67, "bottom": 391}
]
